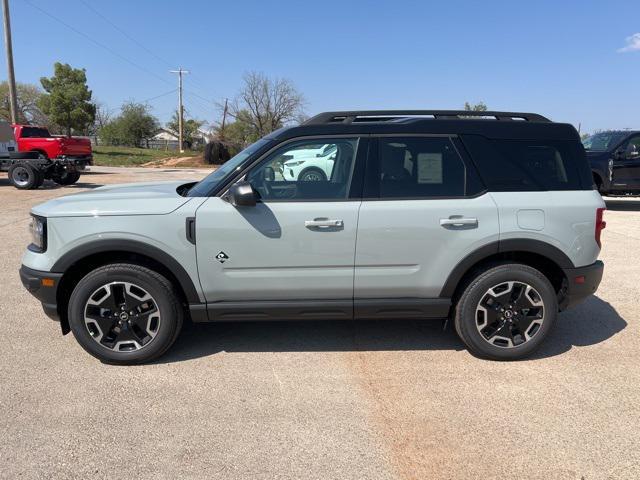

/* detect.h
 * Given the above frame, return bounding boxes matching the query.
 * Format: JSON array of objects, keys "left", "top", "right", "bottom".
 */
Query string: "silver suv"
[{"left": 20, "top": 110, "right": 606, "bottom": 364}]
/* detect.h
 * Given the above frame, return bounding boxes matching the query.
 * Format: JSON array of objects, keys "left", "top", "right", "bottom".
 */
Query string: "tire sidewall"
[
  {"left": 68, "top": 266, "right": 180, "bottom": 364},
  {"left": 457, "top": 265, "right": 558, "bottom": 360}
]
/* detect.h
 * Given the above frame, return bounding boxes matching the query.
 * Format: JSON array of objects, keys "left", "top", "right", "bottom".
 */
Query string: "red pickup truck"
[
  {"left": 0, "top": 125, "right": 93, "bottom": 189},
  {"left": 13, "top": 125, "right": 92, "bottom": 163}
]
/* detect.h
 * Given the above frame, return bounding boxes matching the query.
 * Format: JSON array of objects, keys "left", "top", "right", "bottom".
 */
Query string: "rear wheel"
[
  {"left": 454, "top": 263, "right": 557, "bottom": 360},
  {"left": 8, "top": 162, "right": 39, "bottom": 189},
  {"left": 68, "top": 264, "right": 184, "bottom": 364},
  {"left": 52, "top": 170, "right": 80, "bottom": 185}
]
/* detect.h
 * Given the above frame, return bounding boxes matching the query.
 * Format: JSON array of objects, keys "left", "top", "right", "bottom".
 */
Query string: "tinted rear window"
[
  {"left": 21, "top": 127, "right": 51, "bottom": 138},
  {"left": 461, "top": 135, "right": 590, "bottom": 191}
]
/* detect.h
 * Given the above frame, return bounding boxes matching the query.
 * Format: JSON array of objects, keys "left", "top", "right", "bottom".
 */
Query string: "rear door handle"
[
  {"left": 440, "top": 217, "right": 478, "bottom": 228},
  {"left": 305, "top": 218, "right": 344, "bottom": 229}
]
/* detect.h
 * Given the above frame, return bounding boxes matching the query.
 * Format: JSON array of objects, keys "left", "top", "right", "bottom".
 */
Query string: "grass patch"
[{"left": 93, "top": 146, "right": 201, "bottom": 167}]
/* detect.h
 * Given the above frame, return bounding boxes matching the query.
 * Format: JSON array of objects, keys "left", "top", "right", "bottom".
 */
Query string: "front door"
[
  {"left": 612, "top": 135, "right": 640, "bottom": 189},
  {"left": 195, "top": 137, "right": 365, "bottom": 312},
  {"left": 354, "top": 136, "right": 499, "bottom": 317}
]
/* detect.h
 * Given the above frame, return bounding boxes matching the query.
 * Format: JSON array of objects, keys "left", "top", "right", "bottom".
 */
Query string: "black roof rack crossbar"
[{"left": 303, "top": 110, "right": 550, "bottom": 125}]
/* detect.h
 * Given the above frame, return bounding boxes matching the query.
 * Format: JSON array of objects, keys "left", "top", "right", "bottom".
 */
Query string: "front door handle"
[
  {"left": 440, "top": 217, "right": 478, "bottom": 228},
  {"left": 305, "top": 218, "right": 344, "bottom": 229}
]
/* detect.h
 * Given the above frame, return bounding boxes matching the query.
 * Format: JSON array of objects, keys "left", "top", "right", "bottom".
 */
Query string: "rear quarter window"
[{"left": 461, "top": 135, "right": 590, "bottom": 191}]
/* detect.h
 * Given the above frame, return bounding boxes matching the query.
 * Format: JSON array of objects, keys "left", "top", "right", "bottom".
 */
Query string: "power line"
[
  {"left": 140, "top": 89, "right": 177, "bottom": 104},
  {"left": 77, "top": 0, "right": 226, "bottom": 101},
  {"left": 24, "top": 0, "right": 173, "bottom": 87},
  {"left": 77, "top": 0, "right": 173, "bottom": 69}
]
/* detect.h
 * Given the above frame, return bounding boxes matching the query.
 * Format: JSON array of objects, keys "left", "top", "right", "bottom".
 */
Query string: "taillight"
[{"left": 595, "top": 207, "right": 606, "bottom": 248}]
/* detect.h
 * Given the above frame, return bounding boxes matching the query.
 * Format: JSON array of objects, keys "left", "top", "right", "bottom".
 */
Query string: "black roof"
[{"left": 268, "top": 110, "right": 580, "bottom": 142}]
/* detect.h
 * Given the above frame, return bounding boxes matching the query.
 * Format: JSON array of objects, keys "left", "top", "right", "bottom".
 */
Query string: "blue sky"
[{"left": 3, "top": 0, "right": 639, "bottom": 133}]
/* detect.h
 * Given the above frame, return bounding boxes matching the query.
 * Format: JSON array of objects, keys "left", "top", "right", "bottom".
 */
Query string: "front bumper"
[
  {"left": 560, "top": 260, "right": 604, "bottom": 310},
  {"left": 19, "top": 265, "right": 63, "bottom": 322}
]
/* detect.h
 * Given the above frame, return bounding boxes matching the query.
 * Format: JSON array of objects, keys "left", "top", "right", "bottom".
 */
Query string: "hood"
[{"left": 32, "top": 181, "right": 194, "bottom": 218}]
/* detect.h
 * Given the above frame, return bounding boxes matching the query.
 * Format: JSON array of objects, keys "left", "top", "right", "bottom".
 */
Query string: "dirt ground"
[{"left": 1, "top": 166, "right": 638, "bottom": 479}]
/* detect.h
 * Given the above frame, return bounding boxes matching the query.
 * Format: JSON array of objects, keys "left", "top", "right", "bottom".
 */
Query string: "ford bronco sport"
[{"left": 20, "top": 110, "right": 606, "bottom": 364}]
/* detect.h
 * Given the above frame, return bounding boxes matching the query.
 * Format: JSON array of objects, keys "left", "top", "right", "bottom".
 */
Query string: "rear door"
[
  {"left": 195, "top": 136, "right": 366, "bottom": 307},
  {"left": 354, "top": 135, "right": 499, "bottom": 316}
]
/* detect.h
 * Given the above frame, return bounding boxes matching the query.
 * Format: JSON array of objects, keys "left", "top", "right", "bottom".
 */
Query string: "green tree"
[
  {"left": 464, "top": 101, "right": 488, "bottom": 112},
  {"left": 0, "top": 82, "right": 47, "bottom": 125},
  {"left": 99, "top": 101, "right": 159, "bottom": 147},
  {"left": 38, "top": 63, "right": 96, "bottom": 136},
  {"left": 166, "top": 110, "right": 204, "bottom": 148}
]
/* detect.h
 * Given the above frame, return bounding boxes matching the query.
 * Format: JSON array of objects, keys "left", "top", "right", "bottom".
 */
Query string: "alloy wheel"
[
  {"left": 84, "top": 282, "right": 161, "bottom": 352},
  {"left": 475, "top": 281, "right": 545, "bottom": 348}
]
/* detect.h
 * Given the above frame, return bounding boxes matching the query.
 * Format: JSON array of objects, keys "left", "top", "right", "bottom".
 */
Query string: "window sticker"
[{"left": 417, "top": 153, "right": 443, "bottom": 184}]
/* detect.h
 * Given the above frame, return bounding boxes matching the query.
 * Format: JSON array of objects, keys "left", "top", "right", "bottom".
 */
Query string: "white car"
[{"left": 282, "top": 144, "right": 337, "bottom": 181}]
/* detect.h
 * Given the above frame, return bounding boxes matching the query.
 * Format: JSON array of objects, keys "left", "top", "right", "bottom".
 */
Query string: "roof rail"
[{"left": 303, "top": 110, "right": 550, "bottom": 125}]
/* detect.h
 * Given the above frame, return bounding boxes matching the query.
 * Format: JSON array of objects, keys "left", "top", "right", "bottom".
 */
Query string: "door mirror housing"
[{"left": 227, "top": 181, "right": 257, "bottom": 207}]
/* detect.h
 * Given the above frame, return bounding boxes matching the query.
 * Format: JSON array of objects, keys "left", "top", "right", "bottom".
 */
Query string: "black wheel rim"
[
  {"left": 12, "top": 166, "right": 30, "bottom": 186},
  {"left": 475, "top": 281, "right": 545, "bottom": 348},
  {"left": 84, "top": 282, "right": 161, "bottom": 352},
  {"left": 301, "top": 171, "right": 323, "bottom": 181}
]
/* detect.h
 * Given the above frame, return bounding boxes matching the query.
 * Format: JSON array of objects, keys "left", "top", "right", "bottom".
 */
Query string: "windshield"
[
  {"left": 582, "top": 131, "right": 627, "bottom": 151},
  {"left": 187, "top": 138, "right": 272, "bottom": 197}
]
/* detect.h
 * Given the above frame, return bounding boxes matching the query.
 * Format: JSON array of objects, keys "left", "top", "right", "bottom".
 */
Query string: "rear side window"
[
  {"left": 20, "top": 127, "right": 51, "bottom": 138},
  {"left": 366, "top": 136, "right": 484, "bottom": 199},
  {"left": 461, "top": 135, "right": 589, "bottom": 191}
]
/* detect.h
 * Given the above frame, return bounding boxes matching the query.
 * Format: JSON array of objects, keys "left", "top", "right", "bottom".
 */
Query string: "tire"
[
  {"left": 8, "top": 162, "right": 39, "bottom": 189},
  {"left": 52, "top": 171, "right": 80, "bottom": 185},
  {"left": 454, "top": 263, "right": 557, "bottom": 360},
  {"left": 68, "top": 264, "right": 184, "bottom": 365},
  {"left": 299, "top": 167, "right": 327, "bottom": 182}
]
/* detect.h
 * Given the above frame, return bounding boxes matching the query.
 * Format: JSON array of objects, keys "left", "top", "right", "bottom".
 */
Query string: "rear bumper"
[
  {"left": 560, "top": 260, "right": 604, "bottom": 310},
  {"left": 57, "top": 155, "right": 93, "bottom": 167},
  {"left": 19, "top": 265, "right": 62, "bottom": 322}
]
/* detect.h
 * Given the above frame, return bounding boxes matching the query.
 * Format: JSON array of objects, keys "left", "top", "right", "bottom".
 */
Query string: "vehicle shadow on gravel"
[
  {"left": 160, "top": 296, "right": 625, "bottom": 363},
  {"left": 605, "top": 198, "right": 640, "bottom": 211}
]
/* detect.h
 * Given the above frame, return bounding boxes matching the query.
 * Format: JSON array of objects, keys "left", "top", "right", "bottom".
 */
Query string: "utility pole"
[
  {"left": 170, "top": 68, "right": 189, "bottom": 152},
  {"left": 220, "top": 98, "right": 228, "bottom": 139},
  {"left": 2, "top": 0, "right": 18, "bottom": 123}
]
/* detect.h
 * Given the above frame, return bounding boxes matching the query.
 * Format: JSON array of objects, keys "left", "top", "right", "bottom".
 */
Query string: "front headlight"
[{"left": 28, "top": 215, "right": 47, "bottom": 252}]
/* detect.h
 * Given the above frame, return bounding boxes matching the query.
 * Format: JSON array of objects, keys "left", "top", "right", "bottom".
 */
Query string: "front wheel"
[
  {"left": 68, "top": 264, "right": 184, "bottom": 364},
  {"left": 299, "top": 167, "right": 327, "bottom": 182},
  {"left": 8, "top": 162, "right": 39, "bottom": 189},
  {"left": 454, "top": 263, "right": 557, "bottom": 360}
]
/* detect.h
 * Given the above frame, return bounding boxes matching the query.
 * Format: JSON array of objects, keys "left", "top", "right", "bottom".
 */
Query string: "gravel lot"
[{"left": 1, "top": 166, "right": 639, "bottom": 479}]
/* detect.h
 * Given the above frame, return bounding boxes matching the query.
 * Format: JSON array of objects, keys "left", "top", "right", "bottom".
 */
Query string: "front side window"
[
  {"left": 624, "top": 136, "right": 640, "bottom": 158},
  {"left": 371, "top": 137, "right": 481, "bottom": 198},
  {"left": 247, "top": 138, "right": 358, "bottom": 201}
]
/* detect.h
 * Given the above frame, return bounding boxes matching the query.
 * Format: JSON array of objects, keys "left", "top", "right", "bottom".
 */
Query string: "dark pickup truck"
[{"left": 583, "top": 130, "right": 640, "bottom": 195}]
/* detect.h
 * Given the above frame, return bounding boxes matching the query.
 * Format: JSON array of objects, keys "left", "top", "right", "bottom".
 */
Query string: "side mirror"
[
  {"left": 613, "top": 149, "right": 625, "bottom": 160},
  {"left": 227, "top": 181, "right": 257, "bottom": 207}
]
